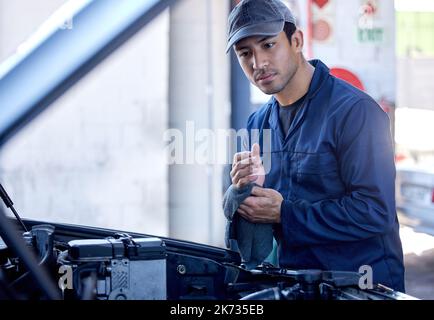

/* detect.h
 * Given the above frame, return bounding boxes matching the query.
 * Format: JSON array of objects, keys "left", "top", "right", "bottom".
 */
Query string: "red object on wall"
[
  {"left": 330, "top": 67, "right": 365, "bottom": 91},
  {"left": 362, "top": 1, "right": 377, "bottom": 16},
  {"left": 313, "top": 0, "right": 329, "bottom": 9},
  {"left": 313, "top": 19, "right": 331, "bottom": 41}
]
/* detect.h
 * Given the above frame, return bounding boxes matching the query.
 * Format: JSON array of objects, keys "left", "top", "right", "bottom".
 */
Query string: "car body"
[{"left": 396, "top": 160, "right": 434, "bottom": 235}]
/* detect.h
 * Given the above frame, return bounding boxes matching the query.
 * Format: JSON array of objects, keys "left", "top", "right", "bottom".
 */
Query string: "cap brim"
[{"left": 226, "top": 20, "right": 284, "bottom": 53}]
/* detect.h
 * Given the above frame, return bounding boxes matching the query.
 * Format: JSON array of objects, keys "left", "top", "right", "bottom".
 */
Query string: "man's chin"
[{"left": 258, "top": 86, "right": 281, "bottom": 95}]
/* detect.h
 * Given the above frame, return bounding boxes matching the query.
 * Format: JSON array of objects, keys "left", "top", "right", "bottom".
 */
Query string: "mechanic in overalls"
[{"left": 223, "top": 0, "right": 405, "bottom": 291}]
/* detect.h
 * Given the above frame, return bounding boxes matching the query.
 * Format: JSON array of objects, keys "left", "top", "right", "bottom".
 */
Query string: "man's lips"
[{"left": 256, "top": 73, "right": 275, "bottom": 82}]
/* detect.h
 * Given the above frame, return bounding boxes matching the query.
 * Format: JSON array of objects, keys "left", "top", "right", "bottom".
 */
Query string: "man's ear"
[{"left": 292, "top": 29, "right": 304, "bottom": 53}]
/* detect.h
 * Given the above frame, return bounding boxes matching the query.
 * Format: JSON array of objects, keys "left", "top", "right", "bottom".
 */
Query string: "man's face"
[{"left": 234, "top": 31, "right": 299, "bottom": 95}]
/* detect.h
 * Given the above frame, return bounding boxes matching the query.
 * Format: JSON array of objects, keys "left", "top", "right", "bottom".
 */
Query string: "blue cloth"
[
  {"left": 243, "top": 59, "right": 405, "bottom": 291},
  {"left": 223, "top": 184, "right": 273, "bottom": 269}
]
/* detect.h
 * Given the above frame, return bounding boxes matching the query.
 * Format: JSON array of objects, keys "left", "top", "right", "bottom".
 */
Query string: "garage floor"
[{"left": 401, "top": 227, "right": 434, "bottom": 299}]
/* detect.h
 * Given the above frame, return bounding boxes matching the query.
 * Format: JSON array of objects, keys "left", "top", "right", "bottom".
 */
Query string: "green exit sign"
[{"left": 358, "top": 28, "right": 384, "bottom": 43}]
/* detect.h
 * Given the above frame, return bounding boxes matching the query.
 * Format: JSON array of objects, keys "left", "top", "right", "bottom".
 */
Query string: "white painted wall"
[
  {"left": 0, "top": 1, "right": 170, "bottom": 237},
  {"left": 0, "top": 0, "right": 67, "bottom": 62},
  {"left": 397, "top": 57, "right": 434, "bottom": 110},
  {"left": 0, "top": 0, "right": 231, "bottom": 247},
  {"left": 311, "top": 0, "right": 396, "bottom": 102}
]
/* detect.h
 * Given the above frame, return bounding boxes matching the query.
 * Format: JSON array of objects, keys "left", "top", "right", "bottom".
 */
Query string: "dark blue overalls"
[{"left": 245, "top": 59, "right": 405, "bottom": 291}]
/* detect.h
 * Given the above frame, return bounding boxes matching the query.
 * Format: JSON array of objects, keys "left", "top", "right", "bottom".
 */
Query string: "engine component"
[{"left": 62, "top": 235, "right": 167, "bottom": 300}]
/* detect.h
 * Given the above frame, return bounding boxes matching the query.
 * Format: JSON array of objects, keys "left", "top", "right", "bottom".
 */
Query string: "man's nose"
[{"left": 252, "top": 51, "right": 268, "bottom": 70}]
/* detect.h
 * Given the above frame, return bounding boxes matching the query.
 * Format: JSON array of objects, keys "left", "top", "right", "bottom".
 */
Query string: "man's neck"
[{"left": 274, "top": 60, "right": 315, "bottom": 106}]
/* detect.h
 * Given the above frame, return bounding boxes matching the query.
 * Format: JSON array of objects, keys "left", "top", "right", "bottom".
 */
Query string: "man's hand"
[
  {"left": 230, "top": 143, "right": 265, "bottom": 189},
  {"left": 237, "top": 186, "right": 283, "bottom": 223}
]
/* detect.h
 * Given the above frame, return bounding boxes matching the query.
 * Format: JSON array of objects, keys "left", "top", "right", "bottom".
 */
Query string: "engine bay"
[{"left": 0, "top": 220, "right": 415, "bottom": 300}]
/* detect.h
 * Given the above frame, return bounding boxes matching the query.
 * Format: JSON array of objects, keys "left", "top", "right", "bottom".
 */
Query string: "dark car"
[{"left": 0, "top": 0, "right": 415, "bottom": 301}]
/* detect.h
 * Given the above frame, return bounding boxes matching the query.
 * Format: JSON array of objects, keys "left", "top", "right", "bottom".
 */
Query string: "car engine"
[{"left": 0, "top": 221, "right": 415, "bottom": 300}]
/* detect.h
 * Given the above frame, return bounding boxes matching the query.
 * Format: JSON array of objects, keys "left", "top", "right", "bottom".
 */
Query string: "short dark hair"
[{"left": 283, "top": 22, "right": 296, "bottom": 44}]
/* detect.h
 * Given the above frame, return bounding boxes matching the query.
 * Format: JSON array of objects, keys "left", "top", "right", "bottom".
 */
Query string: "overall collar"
[{"left": 268, "top": 59, "right": 330, "bottom": 136}]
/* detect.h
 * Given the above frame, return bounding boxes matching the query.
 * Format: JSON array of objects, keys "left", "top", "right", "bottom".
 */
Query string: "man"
[{"left": 225, "top": 0, "right": 405, "bottom": 291}]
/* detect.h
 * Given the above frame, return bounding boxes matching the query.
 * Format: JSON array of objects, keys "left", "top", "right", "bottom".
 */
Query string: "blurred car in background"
[
  {"left": 396, "top": 152, "right": 434, "bottom": 235},
  {"left": 395, "top": 108, "right": 434, "bottom": 236}
]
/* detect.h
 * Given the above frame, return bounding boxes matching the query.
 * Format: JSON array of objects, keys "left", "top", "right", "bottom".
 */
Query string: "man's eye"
[
  {"left": 239, "top": 51, "right": 249, "bottom": 58},
  {"left": 264, "top": 42, "right": 275, "bottom": 49}
]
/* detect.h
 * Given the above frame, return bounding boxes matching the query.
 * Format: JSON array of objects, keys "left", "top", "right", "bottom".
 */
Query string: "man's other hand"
[{"left": 237, "top": 186, "right": 283, "bottom": 223}]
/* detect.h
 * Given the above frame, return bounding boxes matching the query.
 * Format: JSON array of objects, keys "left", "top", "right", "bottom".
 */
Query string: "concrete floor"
[
  {"left": 405, "top": 249, "right": 434, "bottom": 299},
  {"left": 400, "top": 227, "right": 434, "bottom": 299}
]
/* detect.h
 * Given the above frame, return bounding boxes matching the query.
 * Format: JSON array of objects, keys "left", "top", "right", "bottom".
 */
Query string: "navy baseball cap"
[{"left": 226, "top": 0, "right": 296, "bottom": 53}]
